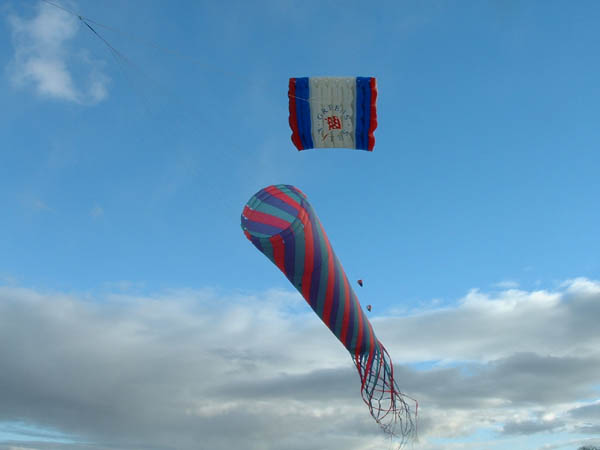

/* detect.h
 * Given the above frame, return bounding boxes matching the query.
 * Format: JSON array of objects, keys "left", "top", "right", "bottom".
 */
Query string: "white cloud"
[
  {"left": 0, "top": 280, "right": 599, "bottom": 449},
  {"left": 375, "top": 282, "right": 600, "bottom": 363},
  {"left": 7, "top": 1, "right": 109, "bottom": 104}
]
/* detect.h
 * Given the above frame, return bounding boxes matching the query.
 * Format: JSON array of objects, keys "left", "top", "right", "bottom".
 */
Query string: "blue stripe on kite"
[
  {"left": 242, "top": 218, "right": 286, "bottom": 237},
  {"left": 288, "top": 184, "right": 306, "bottom": 199},
  {"left": 283, "top": 185, "right": 306, "bottom": 205},
  {"left": 295, "top": 78, "right": 314, "bottom": 150},
  {"left": 257, "top": 190, "right": 300, "bottom": 218},
  {"left": 355, "top": 78, "right": 364, "bottom": 150},
  {"left": 329, "top": 256, "right": 342, "bottom": 336},
  {"left": 307, "top": 204, "right": 322, "bottom": 311},
  {"left": 355, "top": 77, "right": 371, "bottom": 150},
  {"left": 313, "top": 217, "right": 329, "bottom": 319},
  {"left": 346, "top": 288, "right": 359, "bottom": 351},
  {"left": 283, "top": 231, "right": 295, "bottom": 284},
  {"left": 363, "top": 78, "right": 372, "bottom": 151},
  {"left": 249, "top": 235, "right": 264, "bottom": 254},
  {"left": 292, "top": 225, "right": 304, "bottom": 290}
]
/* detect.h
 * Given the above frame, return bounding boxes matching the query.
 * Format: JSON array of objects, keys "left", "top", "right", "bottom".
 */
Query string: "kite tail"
[{"left": 353, "top": 342, "right": 417, "bottom": 445}]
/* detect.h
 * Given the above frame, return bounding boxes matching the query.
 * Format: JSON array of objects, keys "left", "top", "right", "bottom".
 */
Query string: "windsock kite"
[{"left": 241, "top": 184, "right": 416, "bottom": 440}]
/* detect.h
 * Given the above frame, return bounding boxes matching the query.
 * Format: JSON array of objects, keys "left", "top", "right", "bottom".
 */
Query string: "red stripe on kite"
[
  {"left": 288, "top": 78, "right": 304, "bottom": 150},
  {"left": 367, "top": 78, "right": 377, "bottom": 151},
  {"left": 270, "top": 234, "right": 286, "bottom": 274},
  {"left": 319, "top": 219, "right": 336, "bottom": 327},
  {"left": 242, "top": 205, "right": 291, "bottom": 230},
  {"left": 265, "top": 185, "right": 302, "bottom": 212},
  {"left": 298, "top": 208, "right": 314, "bottom": 301}
]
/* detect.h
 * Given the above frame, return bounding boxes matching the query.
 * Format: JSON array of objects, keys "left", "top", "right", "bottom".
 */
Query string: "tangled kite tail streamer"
[{"left": 354, "top": 342, "right": 417, "bottom": 444}]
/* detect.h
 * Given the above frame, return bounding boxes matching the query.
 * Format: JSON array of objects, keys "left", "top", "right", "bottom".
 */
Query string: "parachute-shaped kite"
[
  {"left": 241, "top": 185, "right": 416, "bottom": 440},
  {"left": 288, "top": 77, "right": 377, "bottom": 151}
]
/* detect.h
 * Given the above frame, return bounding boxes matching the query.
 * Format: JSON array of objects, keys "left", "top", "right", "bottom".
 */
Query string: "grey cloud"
[
  {"left": 501, "top": 419, "right": 564, "bottom": 435},
  {"left": 541, "top": 439, "right": 600, "bottom": 450},
  {"left": 1, "top": 280, "right": 599, "bottom": 449},
  {"left": 568, "top": 403, "right": 600, "bottom": 436},
  {"left": 575, "top": 425, "right": 600, "bottom": 435},
  {"left": 392, "top": 353, "right": 600, "bottom": 412},
  {"left": 569, "top": 404, "right": 600, "bottom": 420},
  {"left": 376, "top": 279, "right": 600, "bottom": 363},
  {"left": 0, "top": 287, "right": 379, "bottom": 450},
  {"left": 222, "top": 367, "right": 357, "bottom": 401}
]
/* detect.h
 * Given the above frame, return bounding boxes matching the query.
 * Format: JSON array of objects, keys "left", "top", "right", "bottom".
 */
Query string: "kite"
[
  {"left": 288, "top": 77, "right": 377, "bottom": 151},
  {"left": 241, "top": 184, "right": 416, "bottom": 441},
  {"left": 357, "top": 281, "right": 371, "bottom": 311}
]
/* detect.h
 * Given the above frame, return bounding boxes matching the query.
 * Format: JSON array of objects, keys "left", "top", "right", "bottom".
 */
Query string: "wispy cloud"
[
  {"left": 32, "top": 198, "right": 52, "bottom": 211},
  {"left": 7, "top": 1, "right": 109, "bottom": 104},
  {"left": 493, "top": 280, "right": 519, "bottom": 289},
  {"left": 0, "top": 274, "right": 20, "bottom": 286},
  {"left": 501, "top": 418, "right": 564, "bottom": 435},
  {"left": 101, "top": 280, "right": 145, "bottom": 292},
  {"left": 3, "top": 446, "right": 39, "bottom": 450},
  {"left": 17, "top": 193, "right": 54, "bottom": 213},
  {"left": 89, "top": 204, "right": 103, "bottom": 218},
  {"left": 0, "top": 280, "right": 599, "bottom": 449}
]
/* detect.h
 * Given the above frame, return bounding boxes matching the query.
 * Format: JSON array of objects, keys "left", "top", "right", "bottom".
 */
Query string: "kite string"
[
  {"left": 41, "top": 1, "right": 368, "bottom": 112},
  {"left": 40, "top": 0, "right": 245, "bottom": 82},
  {"left": 41, "top": 2, "right": 324, "bottom": 105},
  {"left": 39, "top": 0, "right": 246, "bottom": 215},
  {"left": 288, "top": 93, "right": 315, "bottom": 103}
]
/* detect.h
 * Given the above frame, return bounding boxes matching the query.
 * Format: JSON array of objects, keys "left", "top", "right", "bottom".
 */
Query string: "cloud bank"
[{"left": 0, "top": 280, "right": 599, "bottom": 450}]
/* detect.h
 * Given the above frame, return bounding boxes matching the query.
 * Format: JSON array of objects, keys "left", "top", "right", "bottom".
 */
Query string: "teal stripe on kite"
[
  {"left": 252, "top": 201, "right": 297, "bottom": 224},
  {"left": 259, "top": 236, "right": 274, "bottom": 264}
]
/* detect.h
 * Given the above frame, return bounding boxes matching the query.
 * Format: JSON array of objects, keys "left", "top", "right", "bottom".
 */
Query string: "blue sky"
[{"left": 1, "top": 1, "right": 599, "bottom": 450}]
